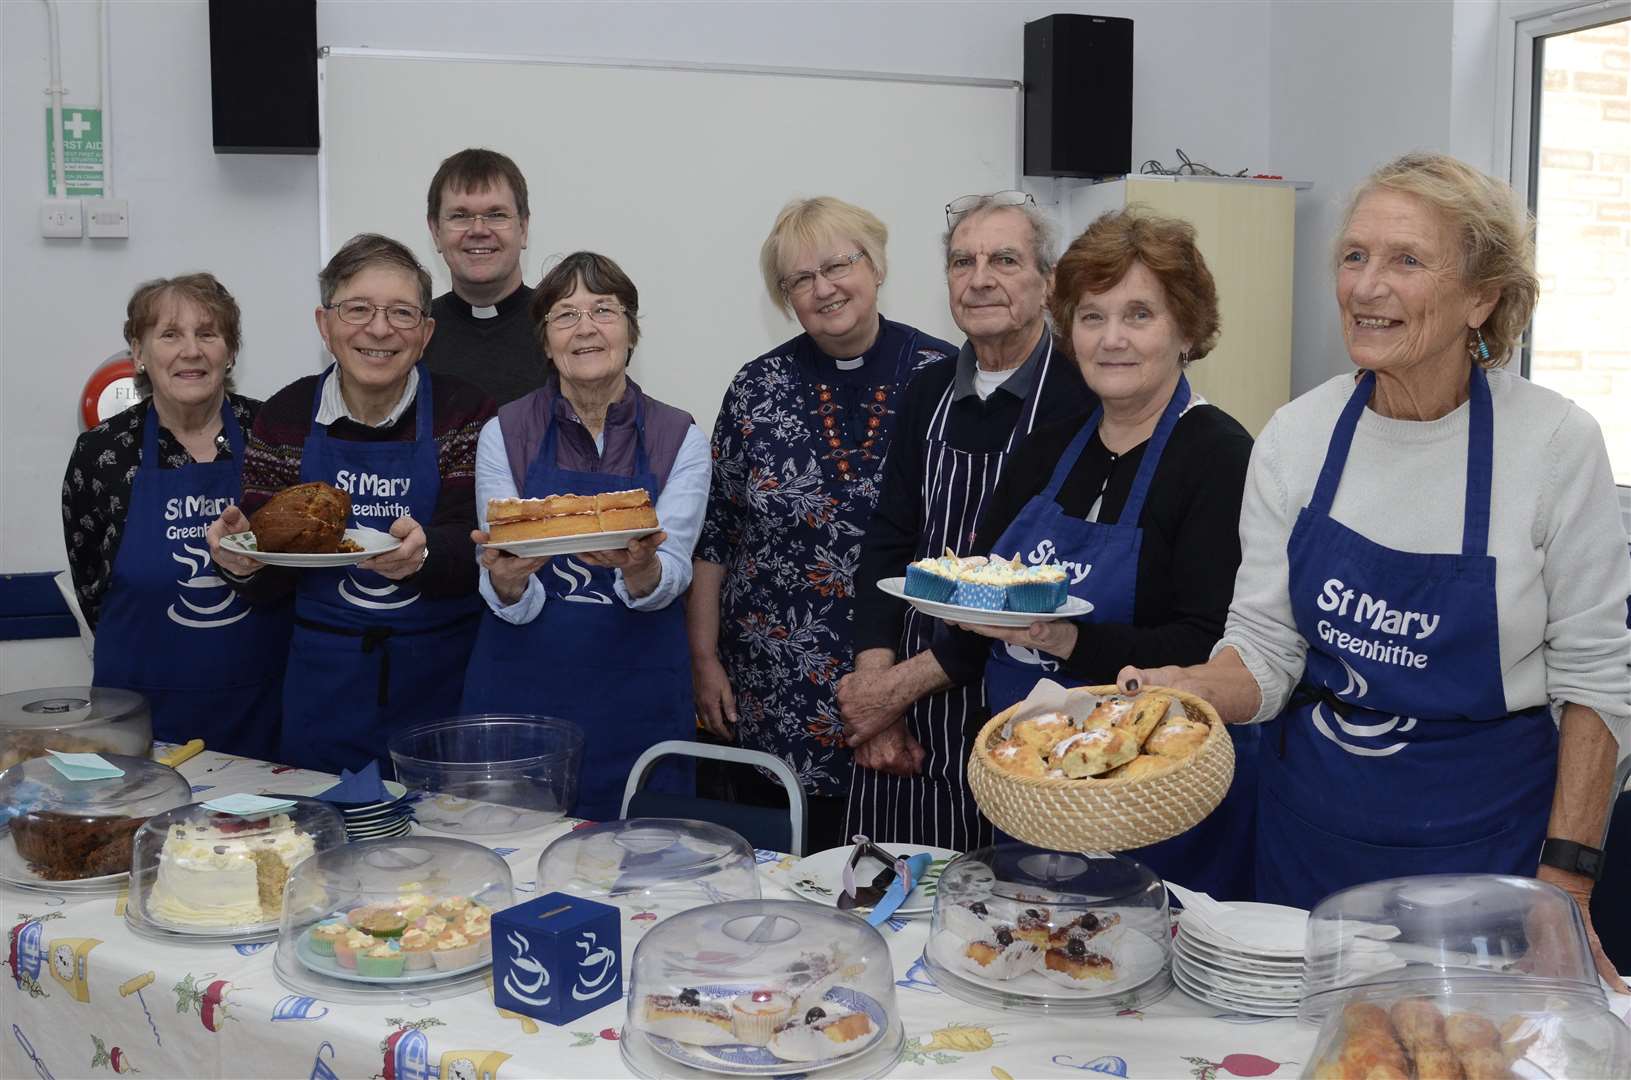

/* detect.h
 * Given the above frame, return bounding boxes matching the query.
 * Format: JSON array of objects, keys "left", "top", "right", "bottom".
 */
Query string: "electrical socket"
[
  {"left": 41, "top": 198, "right": 83, "bottom": 238},
  {"left": 86, "top": 198, "right": 129, "bottom": 238}
]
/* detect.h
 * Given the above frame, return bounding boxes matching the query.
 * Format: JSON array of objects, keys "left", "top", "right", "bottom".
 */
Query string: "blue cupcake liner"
[
  {"left": 905, "top": 564, "right": 957, "bottom": 602},
  {"left": 1006, "top": 579, "right": 1069, "bottom": 613},
  {"left": 952, "top": 581, "right": 1008, "bottom": 610}
]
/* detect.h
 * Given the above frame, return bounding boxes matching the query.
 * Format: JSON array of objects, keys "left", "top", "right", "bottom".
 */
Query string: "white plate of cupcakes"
[{"left": 879, "top": 552, "right": 1092, "bottom": 628}]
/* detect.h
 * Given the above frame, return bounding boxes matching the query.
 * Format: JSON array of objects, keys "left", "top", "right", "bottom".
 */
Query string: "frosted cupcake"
[
  {"left": 354, "top": 908, "right": 408, "bottom": 939},
  {"left": 357, "top": 940, "right": 405, "bottom": 978},
  {"left": 730, "top": 989, "right": 793, "bottom": 1046},
  {"left": 1007, "top": 562, "right": 1068, "bottom": 612},
  {"left": 434, "top": 896, "right": 473, "bottom": 920},
  {"left": 432, "top": 929, "right": 480, "bottom": 971},
  {"left": 307, "top": 918, "right": 349, "bottom": 957},
  {"left": 904, "top": 557, "right": 958, "bottom": 602},
  {"left": 333, "top": 928, "right": 375, "bottom": 970},
  {"left": 950, "top": 560, "right": 1016, "bottom": 610},
  {"left": 415, "top": 913, "right": 449, "bottom": 937},
  {"left": 398, "top": 927, "right": 437, "bottom": 971},
  {"left": 395, "top": 892, "right": 435, "bottom": 921},
  {"left": 461, "top": 911, "right": 492, "bottom": 959}
]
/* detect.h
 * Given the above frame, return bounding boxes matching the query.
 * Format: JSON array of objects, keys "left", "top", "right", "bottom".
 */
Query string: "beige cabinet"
[{"left": 1066, "top": 176, "right": 1303, "bottom": 437}]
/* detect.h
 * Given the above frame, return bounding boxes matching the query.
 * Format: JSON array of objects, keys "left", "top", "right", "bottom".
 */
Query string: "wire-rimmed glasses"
[
  {"left": 945, "top": 190, "right": 1036, "bottom": 229},
  {"left": 439, "top": 211, "right": 516, "bottom": 232},
  {"left": 325, "top": 300, "right": 426, "bottom": 330},
  {"left": 778, "top": 251, "right": 868, "bottom": 296},
  {"left": 542, "top": 303, "right": 629, "bottom": 330}
]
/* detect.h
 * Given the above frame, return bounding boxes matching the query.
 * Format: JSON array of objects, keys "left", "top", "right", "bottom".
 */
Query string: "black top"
[
  {"left": 852, "top": 335, "right": 1096, "bottom": 653},
  {"left": 932, "top": 402, "right": 1254, "bottom": 685},
  {"left": 61, "top": 394, "right": 260, "bottom": 629},
  {"left": 421, "top": 283, "right": 546, "bottom": 405}
]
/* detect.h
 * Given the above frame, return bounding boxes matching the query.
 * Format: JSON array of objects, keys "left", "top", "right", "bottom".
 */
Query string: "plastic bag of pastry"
[{"left": 622, "top": 898, "right": 902, "bottom": 1075}]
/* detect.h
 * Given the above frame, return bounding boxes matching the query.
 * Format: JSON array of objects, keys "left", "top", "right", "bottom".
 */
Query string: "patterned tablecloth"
[{"left": 2, "top": 750, "right": 1327, "bottom": 1080}]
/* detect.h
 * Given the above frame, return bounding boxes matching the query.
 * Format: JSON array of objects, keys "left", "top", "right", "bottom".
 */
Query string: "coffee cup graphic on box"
[{"left": 492, "top": 892, "right": 621, "bottom": 1024}]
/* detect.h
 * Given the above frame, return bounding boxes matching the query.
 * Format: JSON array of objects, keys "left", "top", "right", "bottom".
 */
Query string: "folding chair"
[{"left": 622, "top": 741, "right": 808, "bottom": 856}]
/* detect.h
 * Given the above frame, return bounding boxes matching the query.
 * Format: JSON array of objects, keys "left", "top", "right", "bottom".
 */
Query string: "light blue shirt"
[{"left": 473, "top": 416, "right": 710, "bottom": 622}]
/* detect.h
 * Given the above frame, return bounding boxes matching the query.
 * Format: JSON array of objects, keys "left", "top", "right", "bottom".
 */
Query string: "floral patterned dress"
[{"left": 697, "top": 318, "right": 955, "bottom": 795}]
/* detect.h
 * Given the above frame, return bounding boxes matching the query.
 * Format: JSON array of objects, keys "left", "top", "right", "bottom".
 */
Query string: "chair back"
[{"left": 622, "top": 740, "right": 807, "bottom": 856}]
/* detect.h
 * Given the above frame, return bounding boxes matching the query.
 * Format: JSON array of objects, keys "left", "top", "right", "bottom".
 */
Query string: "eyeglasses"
[
  {"left": 779, "top": 251, "right": 867, "bottom": 296},
  {"left": 439, "top": 211, "right": 516, "bottom": 232},
  {"left": 325, "top": 300, "right": 427, "bottom": 330},
  {"left": 945, "top": 190, "right": 1036, "bottom": 229},
  {"left": 543, "top": 303, "right": 629, "bottom": 329}
]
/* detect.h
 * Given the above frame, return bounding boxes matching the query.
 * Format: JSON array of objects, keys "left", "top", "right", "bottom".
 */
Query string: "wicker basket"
[{"left": 967, "top": 684, "right": 1235, "bottom": 852}]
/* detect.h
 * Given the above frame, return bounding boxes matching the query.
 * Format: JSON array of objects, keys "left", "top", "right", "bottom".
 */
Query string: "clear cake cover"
[
  {"left": 536, "top": 818, "right": 760, "bottom": 923},
  {"left": 0, "top": 753, "right": 189, "bottom": 885},
  {"left": 1300, "top": 874, "right": 1606, "bottom": 1024},
  {"left": 0, "top": 686, "right": 151, "bottom": 772},
  {"left": 623, "top": 898, "right": 902, "bottom": 1078},
  {"left": 127, "top": 796, "right": 346, "bottom": 940},
  {"left": 925, "top": 843, "right": 1173, "bottom": 1014},
  {"left": 271, "top": 836, "right": 514, "bottom": 1003},
  {"left": 1302, "top": 985, "right": 1631, "bottom": 1079},
  {"left": 388, "top": 714, "right": 584, "bottom": 835}
]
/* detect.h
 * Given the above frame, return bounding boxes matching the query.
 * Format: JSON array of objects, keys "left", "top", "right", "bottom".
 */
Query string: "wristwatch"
[{"left": 1539, "top": 838, "right": 1604, "bottom": 880}]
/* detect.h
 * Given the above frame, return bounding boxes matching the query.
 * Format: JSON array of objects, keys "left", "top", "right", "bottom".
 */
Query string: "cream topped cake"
[{"left": 147, "top": 813, "right": 316, "bottom": 929}]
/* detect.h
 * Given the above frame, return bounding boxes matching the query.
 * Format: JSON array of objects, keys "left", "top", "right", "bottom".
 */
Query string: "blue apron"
[
  {"left": 1258, "top": 367, "right": 1556, "bottom": 910},
  {"left": 94, "top": 401, "right": 290, "bottom": 758},
  {"left": 983, "top": 376, "right": 1259, "bottom": 899},
  {"left": 281, "top": 363, "right": 480, "bottom": 772},
  {"left": 460, "top": 396, "right": 694, "bottom": 821}
]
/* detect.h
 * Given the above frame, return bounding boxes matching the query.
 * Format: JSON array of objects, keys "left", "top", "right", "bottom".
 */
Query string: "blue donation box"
[{"left": 492, "top": 892, "right": 622, "bottom": 1024}]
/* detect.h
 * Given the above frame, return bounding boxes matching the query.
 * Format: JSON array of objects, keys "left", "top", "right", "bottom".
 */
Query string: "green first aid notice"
[{"left": 45, "top": 106, "right": 105, "bottom": 197}]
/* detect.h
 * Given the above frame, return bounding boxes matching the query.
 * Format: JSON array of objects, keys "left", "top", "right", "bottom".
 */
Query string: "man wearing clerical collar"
[{"left": 421, "top": 147, "right": 547, "bottom": 405}]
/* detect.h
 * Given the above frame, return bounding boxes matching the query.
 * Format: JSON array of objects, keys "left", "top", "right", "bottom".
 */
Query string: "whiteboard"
[{"left": 318, "top": 48, "right": 1019, "bottom": 432}]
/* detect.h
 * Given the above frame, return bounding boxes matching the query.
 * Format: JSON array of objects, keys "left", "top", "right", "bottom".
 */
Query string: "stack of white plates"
[
  {"left": 1171, "top": 901, "right": 1306, "bottom": 1017},
  {"left": 329, "top": 781, "right": 413, "bottom": 841}
]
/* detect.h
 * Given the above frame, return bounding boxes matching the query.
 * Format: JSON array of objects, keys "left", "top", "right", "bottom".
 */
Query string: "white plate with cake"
[
  {"left": 220, "top": 527, "right": 400, "bottom": 568},
  {"left": 484, "top": 490, "right": 660, "bottom": 558},
  {"left": 782, "top": 844, "right": 957, "bottom": 918},
  {"left": 640, "top": 984, "right": 891, "bottom": 1076},
  {"left": 878, "top": 577, "right": 1092, "bottom": 629},
  {"left": 0, "top": 831, "right": 129, "bottom": 892},
  {"left": 925, "top": 913, "right": 1167, "bottom": 1001}
]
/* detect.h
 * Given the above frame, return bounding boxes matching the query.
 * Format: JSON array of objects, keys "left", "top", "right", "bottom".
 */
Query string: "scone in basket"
[{"left": 967, "top": 682, "right": 1234, "bottom": 852}]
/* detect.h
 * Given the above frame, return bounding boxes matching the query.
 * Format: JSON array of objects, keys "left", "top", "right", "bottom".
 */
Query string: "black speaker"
[
  {"left": 1024, "top": 14, "right": 1133, "bottom": 179},
  {"left": 208, "top": 0, "right": 318, "bottom": 154}
]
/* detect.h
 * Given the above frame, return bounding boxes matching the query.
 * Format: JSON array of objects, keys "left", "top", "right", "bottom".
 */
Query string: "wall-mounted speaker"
[
  {"left": 208, "top": 0, "right": 318, "bottom": 154},
  {"left": 1024, "top": 14, "right": 1134, "bottom": 179}
]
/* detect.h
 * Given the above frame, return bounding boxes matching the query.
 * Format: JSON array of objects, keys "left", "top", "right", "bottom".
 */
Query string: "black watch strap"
[{"left": 1540, "top": 838, "right": 1604, "bottom": 881}]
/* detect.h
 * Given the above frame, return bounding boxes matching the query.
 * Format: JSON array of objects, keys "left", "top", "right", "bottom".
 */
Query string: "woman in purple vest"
[{"left": 461, "top": 252, "right": 710, "bottom": 820}]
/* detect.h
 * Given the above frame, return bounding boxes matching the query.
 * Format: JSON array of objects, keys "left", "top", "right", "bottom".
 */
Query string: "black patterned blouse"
[{"left": 61, "top": 394, "right": 260, "bottom": 629}]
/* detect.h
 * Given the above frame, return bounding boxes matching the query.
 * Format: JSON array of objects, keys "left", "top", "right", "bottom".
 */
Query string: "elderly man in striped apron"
[{"left": 840, "top": 192, "right": 1095, "bottom": 849}]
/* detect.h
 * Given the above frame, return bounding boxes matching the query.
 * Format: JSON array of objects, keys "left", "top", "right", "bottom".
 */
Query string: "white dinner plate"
[
  {"left": 1171, "top": 963, "right": 1301, "bottom": 1017},
  {"left": 1172, "top": 941, "right": 1303, "bottom": 989},
  {"left": 1173, "top": 926, "right": 1305, "bottom": 971},
  {"left": 782, "top": 844, "right": 957, "bottom": 917},
  {"left": 485, "top": 526, "right": 660, "bottom": 559},
  {"left": 1176, "top": 900, "right": 1308, "bottom": 956},
  {"left": 876, "top": 577, "right": 1093, "bottom": 629},
  {"left": 1172, "top": 954, "right": 1302, "bottom": 1000},
  {"left": 220, "top": 527, "right": 400, "bottom": 568},
  {"left": 927, "top": 925, "right": 1166, "bottom": 1001}
]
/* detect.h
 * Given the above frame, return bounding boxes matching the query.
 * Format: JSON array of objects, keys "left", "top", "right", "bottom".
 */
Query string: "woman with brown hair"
[
  {"left": 65, "top": 273, "right": 291, "bottom": 757},
  {"left": 461, "top": 251, "right": 711, "bottom": 821},
  {"left": 904, "top": 207, "right": 1258, "bottom": 895}
]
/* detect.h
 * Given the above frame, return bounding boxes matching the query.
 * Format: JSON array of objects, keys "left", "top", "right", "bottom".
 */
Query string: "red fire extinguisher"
[{"left": 80, "top": 351, "right": 141, "bottom": 431}]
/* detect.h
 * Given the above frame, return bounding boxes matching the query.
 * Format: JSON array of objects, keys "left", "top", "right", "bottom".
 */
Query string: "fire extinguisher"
[{"left": 80, "top": 351, "right": 140, "bottom": 431}]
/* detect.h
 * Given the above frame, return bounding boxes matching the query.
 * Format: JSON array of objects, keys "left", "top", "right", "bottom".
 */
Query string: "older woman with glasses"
[
  {"left": 208, "top": 233, "right": 494, "bottom": 773},
  {"left": 689, "top": 197, "right": 956, "bottom": 850},
  {"left": 462, "top": 251, "right": 711, "bottom": 822}
]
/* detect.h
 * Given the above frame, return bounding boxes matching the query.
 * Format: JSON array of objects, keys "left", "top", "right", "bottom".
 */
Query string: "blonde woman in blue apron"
[
  {"left": 209, "top": 235, "right": 494, "bottom": 772},
  {"left": 1116, "top": 153, "right": 1631, "bottom": 989},
  {"left": 842, "top": 194, "right": 1094, "bottom": 848},
  {"left": 917, "top": 212, "right": 1259, "bottom": 897},
  {"left": 64, "top": 274, "right": 290, "bottom": 759},
  {"left": 463, "top": 253, "right": 711, "bottom": 822}
]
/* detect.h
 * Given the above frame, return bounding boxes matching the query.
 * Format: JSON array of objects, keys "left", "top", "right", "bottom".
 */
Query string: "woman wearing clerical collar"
[
  {"left": 1119, "top": 153, "right": 1630, "bottom": 988},
  {"left": 689, "top": 197, "right": 957, "bottom": 850},
  {"left": 208, "top": 233, "right": 494, "bottom": 773},
  {"left": 462, "top": 251, "right": 711, "bottom": 822}
]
